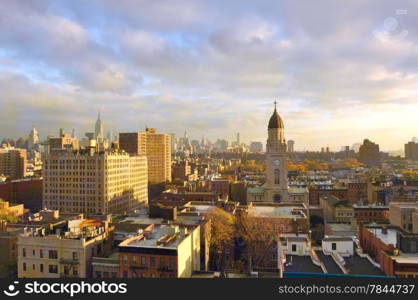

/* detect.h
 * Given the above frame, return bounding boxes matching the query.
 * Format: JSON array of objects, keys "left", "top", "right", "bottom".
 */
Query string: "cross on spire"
[{"left": 274, "top": 100, "right": 277, "bottom": 110}]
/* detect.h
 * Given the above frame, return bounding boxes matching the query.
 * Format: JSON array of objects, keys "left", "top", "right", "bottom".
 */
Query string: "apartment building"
[
  {"left": 43, "top": 148, "right": 148, "bottom": 215},
  {"left": 119, "top": 128, "right": 171, "bottom": 184},
  {"left": 118, "top": 224, "right": 200, "bottom": 278},
  {"left": 17, "top": 218, "right": 114, "bottom": 278},
  {"left": 319, "top": 195, "right": 353, "bottom": 223},
  {"left": 0, "top": 147, "right": 27, "bottom": 179},
  {"left": 389, "top": 202, "right": 418, "bottom": 233}
]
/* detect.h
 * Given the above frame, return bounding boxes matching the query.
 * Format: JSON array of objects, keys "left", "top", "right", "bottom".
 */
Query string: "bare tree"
[{"left": 235, "top": 214, "right": 278, "bottom": 272}]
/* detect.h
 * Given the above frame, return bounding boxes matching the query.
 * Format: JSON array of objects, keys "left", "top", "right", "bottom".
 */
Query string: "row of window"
[
  {"left": 122, "top": 255, "right": 175, "bottom": 269},
  {"left": 22, "top": 249, "right": 78, "bottom": 260},
  {"left": 22, "top": 263, "right": 64, "bottom": 274}
]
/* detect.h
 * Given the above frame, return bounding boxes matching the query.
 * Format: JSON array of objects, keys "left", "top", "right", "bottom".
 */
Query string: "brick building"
[
  {"left": 359, "top": 225, "right": 418, "bottom": 278},
  {"left": 0, "top": 178, "right": 43, "bottom": 212},
  {"left": 353, "top": 204, "right": 389, "bottom": 224},
  {"left": 308, "top": 186, "right": 347, "bottom": 205},
  {"left": 118, "top": 224, "right": 200, "bottom": 278}
]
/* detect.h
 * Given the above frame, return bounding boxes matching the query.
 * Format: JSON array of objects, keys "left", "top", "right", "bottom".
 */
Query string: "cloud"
[{"left": 1, "top": 0, "right": 418, "bottom": 151}]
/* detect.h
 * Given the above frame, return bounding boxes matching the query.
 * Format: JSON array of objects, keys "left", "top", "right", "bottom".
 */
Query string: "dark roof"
[
  {"left": 284, "top": 255, "right": 323, "bottom": 273},
  {"left": 268, "top": 108, "right": 284, "bottom": 129}
]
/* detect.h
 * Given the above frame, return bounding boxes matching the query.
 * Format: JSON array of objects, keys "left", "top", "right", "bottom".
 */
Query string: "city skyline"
[{"left": 1, "top": 1, "right": 418, "bottom": 151}]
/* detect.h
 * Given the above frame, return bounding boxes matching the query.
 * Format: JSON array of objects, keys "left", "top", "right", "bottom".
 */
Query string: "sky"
[{"left": 0, "top": 0, "right": 418, "bottom": 151}]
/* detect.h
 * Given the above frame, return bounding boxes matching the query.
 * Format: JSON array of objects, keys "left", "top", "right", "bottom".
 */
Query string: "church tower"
[{"left": 265, "top": 102, "right": 289, "bottom": 202}]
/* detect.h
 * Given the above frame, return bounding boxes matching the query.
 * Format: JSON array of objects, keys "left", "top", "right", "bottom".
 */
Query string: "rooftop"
[
  {"left": 249, "top": 205, "right": 306, "bottom": 219},
  {"left": 119, "top": 224, "right": 188, "bottom": 250},
  {"left": 284, "top": 255, "right": 323, "bottom": 273},
  {"left": 344, "top": 253, "right": 385, "bottom": 276},
  {"left": 366, "top": 227, "right": 397, "bottom": 246}
]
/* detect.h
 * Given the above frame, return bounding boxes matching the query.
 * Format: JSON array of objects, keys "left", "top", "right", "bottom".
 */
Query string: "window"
[
  {"left": 123, "top": 271, "right": 128, "bottom": 278},
  {"left": 103, "top": 272, "right": 109, "bottom": 278},
  {"left": 64, "top": 266, "right": 70, "bottom": 276},
  {"left": 331, "top": 243, "right": 337, "bottom": 251},
  {"left": 111, "top": 272, "right": 117, "bottom": 278},
  {"left": 141, "top": 256, "right": 147, "bottom": 267},
  {"left": 73, "top": 268, "right": 78, "bottom": 277},
  {"left": 33, "top": 264, "right": 35, "bottom": 270},
  {"left": 40, "top": 264, "right": 44, "bottom": 273},
  {"left": 49, "top": 250, "right": 58, "bottom": 259},
  {"left": 72, "top": 252, "right": 78, "bottom": 260},
  {"left": 274, "top": 169, "right": 280, "bottom": 185},
  {"left": 159, "top": 257, "right": 166, "bottom": 268},
  {"left": 95, "top": 271, "right": 102, "bottom": 278},
  {"left": 169, "top": 257, "right": 175, "bottom": 270},
  {"left": 291, "top": 244, "right": 297, "bottom": 252},
  {"left": 150, "top": 257, "right": 156, "bottom": 267},
  {"left": 23, "top": 248, "right": 26, "bottom": 257},
  {"left": 40, "top": 250, "right": 43, "bottom": 258},
  {"left": 23, "top": 263, "right": 26, "bottom": 271},
  {"left": 49, "top": 265, "right": 58, "bottom": 274},
  {"left": 32, "top": 249, "right": 36, "bottom": 256}
]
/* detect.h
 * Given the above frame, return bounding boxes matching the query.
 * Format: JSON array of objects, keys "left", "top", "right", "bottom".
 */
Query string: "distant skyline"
[{"left": 1, "top": 1, "right": 418, "bottom": 151}]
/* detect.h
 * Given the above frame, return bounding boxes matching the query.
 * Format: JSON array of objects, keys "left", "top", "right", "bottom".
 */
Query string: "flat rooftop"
[
  {"left": 249, "top": 206, "right": 306, "bottom": 219},
  {"left": 119, "top": 225, "right": 187, "bottom": 250},
  {"left": 366, "top": 227, "right": 397, "bottom": 246}
]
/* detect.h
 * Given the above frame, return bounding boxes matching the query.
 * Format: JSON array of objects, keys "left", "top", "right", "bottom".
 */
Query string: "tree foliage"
[{"left": 235, "top": 214, "right": 278, "bottom": 271}]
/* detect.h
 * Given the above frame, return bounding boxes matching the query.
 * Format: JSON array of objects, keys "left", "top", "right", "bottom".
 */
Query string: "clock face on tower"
[{"left": 273, "top": 159, "right": 280, "bottom": 166}]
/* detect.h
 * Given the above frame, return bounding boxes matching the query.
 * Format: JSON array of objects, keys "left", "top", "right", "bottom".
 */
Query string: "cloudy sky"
[{"left": 1, "top": 0, "right": 417, "bottom": 151}]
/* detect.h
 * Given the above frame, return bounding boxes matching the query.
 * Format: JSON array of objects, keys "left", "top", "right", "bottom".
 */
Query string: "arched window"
[
  {"left": 274, "top": 169, "right": 280, "bottom": 184},
  {"left": 274, "top": 194, "right": 281, "bottom": 202}
]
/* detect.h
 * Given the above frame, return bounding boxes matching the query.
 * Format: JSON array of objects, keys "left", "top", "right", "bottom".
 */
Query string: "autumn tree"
[
  {"left": 235, "top": 213, "right": 278, "bottom": 272},
  {"left": 206, "top": 207, "right": 236, "bottom": 271}
]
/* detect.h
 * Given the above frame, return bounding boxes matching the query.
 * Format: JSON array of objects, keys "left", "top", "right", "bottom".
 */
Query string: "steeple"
[{"left": 268, "top": 101, "right": 284, "bottom": 129}]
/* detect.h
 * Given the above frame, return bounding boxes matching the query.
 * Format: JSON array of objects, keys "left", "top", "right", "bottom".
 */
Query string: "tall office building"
[
  {"left": 43, "top": 147, "right": 148, "bottom": 215},
  {"left": 287, "top": 140, "right": 295, "bottom": 153},
  {"left": 405, "top": 140, "right": 418, "bottom": 160},
  {"left": 119, "top": 128, "right": 171, "bottom": 184},
  {"left": 95, "top": 112, "right": 104, "bottom": 142},
  {"left": 359, "top": 139, "right": 381, "bottom": 167},
  {"left": 0, "top": 146, "right": 27, "bottom": 179},
  {"left": 28, "top": 127, "right": 40, "bottom": 151}
]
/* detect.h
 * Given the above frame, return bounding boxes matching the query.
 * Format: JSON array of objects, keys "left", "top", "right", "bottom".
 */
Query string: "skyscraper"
[
  {"left": 95, "top": 112, "right": 104, "bottom": 142},
  {"left": 119, "top": 128, "right": 171, "bottom": 184},
  {"left": 287, "top": 140, "right": 295, "bottom": 153},
  {"left": 28, "top": 127, "right": 40, "bottom": 151}
]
